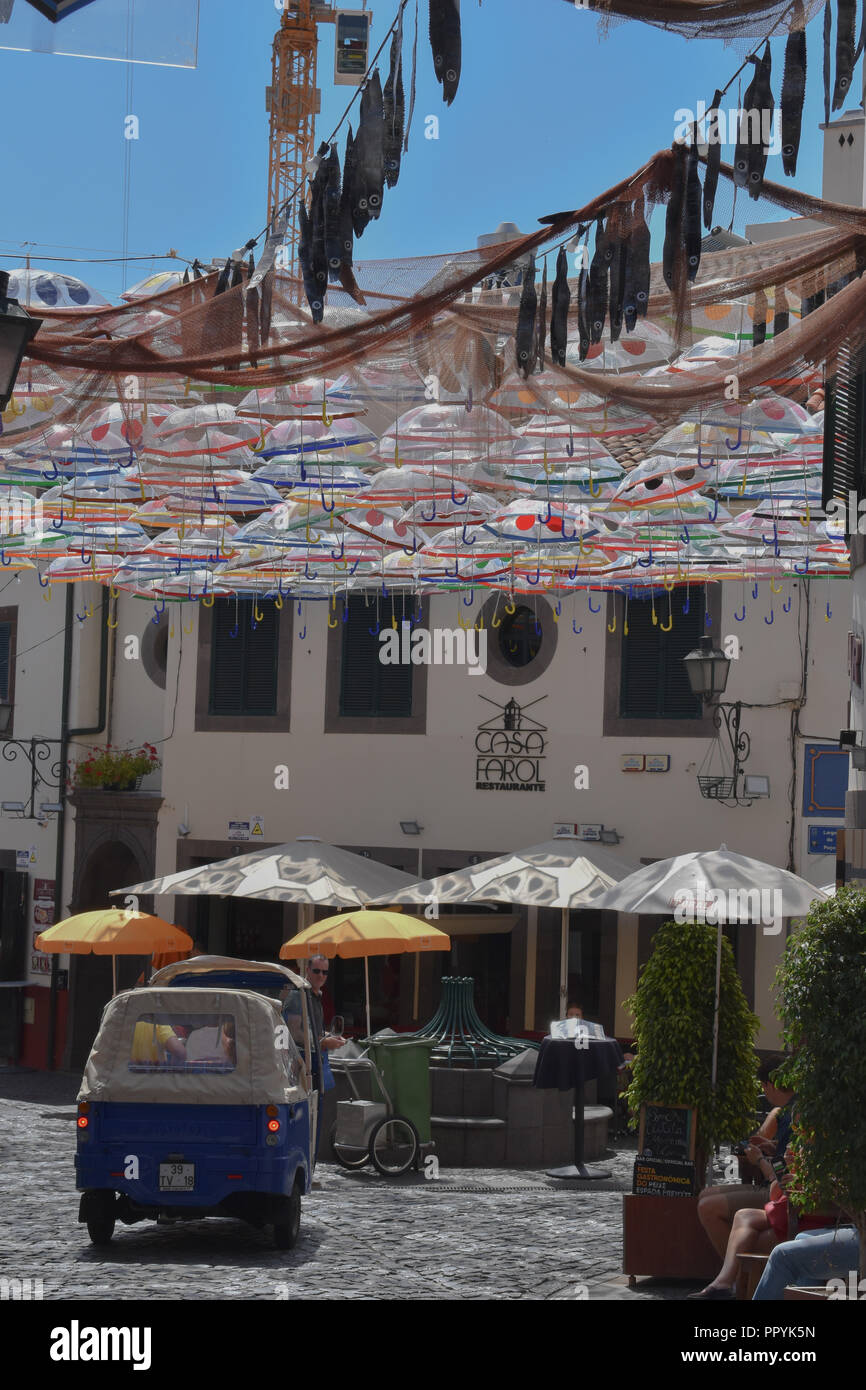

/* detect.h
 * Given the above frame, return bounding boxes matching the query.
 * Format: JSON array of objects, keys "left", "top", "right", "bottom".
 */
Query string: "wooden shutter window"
[
  {"left": 823, "top": 339, "right": 866, "bottom": 514},
  {"left": 0, "top": 623, "right": 10, "bottom": 702},
  {"left": 340, "top": 593, "right": 413, "bottom": 717},
  {"left": 210, "top": 598, "right": 279, "bottom": 716},
  {"left": 620, "top": 588, "right": 704, "bottom": 720}
]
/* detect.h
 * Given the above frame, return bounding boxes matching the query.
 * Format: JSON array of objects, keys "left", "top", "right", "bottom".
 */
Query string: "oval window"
[{"left": 498, "top": 605, "right": 542, "bottom": 668}]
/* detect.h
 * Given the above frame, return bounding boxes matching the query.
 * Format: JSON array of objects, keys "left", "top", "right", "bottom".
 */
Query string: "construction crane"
[{"left": 267, "top": 3, "right": 372, "bottom": 287}]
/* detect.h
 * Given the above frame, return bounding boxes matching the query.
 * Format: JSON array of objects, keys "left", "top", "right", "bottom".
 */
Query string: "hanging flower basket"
[
  {"left": 697, "top": 775, "right": 736, "bottom": 800},
  {"left": 71, "top": 744, "right": 160, "bottom": 792}
]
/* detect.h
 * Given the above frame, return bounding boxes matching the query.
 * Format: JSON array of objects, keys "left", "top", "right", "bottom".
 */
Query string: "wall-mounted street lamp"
[
  {"left": 0, "top": 271, "right": 42, "bottom": 410},
  {"left": 683, "top": 636, "right": 770, "bottom": 807},
  {"left": 400, "top": 820, "right": 423, "bottom": 835}
]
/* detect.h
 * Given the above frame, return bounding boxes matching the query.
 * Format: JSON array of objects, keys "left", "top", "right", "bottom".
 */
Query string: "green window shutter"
[
  {"left": 210, "top": 599, "right": 279, "bottom": 716},
  {"left": 340, "top": 593, "right": 412, "bottom": 717},
  {"left": 823, "top": 340, "right": 866, "bottom": 514},
  {"left": 620, "top": 588, "right": 703, "bottom": 719}
]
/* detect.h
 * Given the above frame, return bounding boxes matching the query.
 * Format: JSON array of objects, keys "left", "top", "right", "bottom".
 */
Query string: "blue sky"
[{"left": 0, "top": 0, "right": 836, "bottom": 302}]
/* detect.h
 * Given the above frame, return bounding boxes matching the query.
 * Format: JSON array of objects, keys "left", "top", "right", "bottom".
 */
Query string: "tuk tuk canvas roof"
[{"left": 78, "top": 987, "right": 301, "bottom": 1107}]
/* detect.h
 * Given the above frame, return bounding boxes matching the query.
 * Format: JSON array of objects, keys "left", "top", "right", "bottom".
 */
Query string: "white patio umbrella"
[
  {"left": 369, "top": 834, "right": 639, "bottom": 1018},
  {"left": 592, "top": 846, "right": 828, "bottom": 1101},
  {"left": 110, "top": 836, "right": 420, "bottom": 911}
]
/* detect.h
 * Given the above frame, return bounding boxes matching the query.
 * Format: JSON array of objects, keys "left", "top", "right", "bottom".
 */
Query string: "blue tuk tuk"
[{"left": 75, "top": 958, "right": 318, "bottom": 1249}]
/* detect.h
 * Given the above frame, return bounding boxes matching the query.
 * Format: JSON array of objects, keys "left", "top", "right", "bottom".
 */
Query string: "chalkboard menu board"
[
  {"left": 632, "top": 1157, "right": 697, "bottom": 1198},
  {"left": 638, "top": 1103, "right": 696, "bottom": 1162}
]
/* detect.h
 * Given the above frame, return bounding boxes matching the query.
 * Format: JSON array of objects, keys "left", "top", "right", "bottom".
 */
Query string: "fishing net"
[
  {"left": 564, "top": 0, "right": 824, "bottom": 40},
  {"left": 2, "top": 146, "right": 860, "bottom": 599}
]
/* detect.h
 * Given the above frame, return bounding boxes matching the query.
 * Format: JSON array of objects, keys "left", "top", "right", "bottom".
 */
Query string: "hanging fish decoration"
[
  {"left": 748, "top": 43, "right": 773, "bottom": 199},
  {"left": 857, "top": 0, "right": 866, "bottom": 62},
  {"left": 341, "top": 125, "right": 359, "bottom": 252},
  {"left": 405, "top": 0, "right": 419, "bottom": 151},
  {"left": 309, "top": 153, "right": 329, "bottom": 313},
  {"left": 536, "top": 258, "right": 548, "bottom": 370},
  {"left": 622, "top": 204, "right": 650, "bottom": 333},
  {"left": 781, "top": 5, "right": 807, "bottom": 177},
  {"left": 323, "top": 144, "right": 343, "bottom": 281},
  {"left": 383, "top": 19, "right": 405, "bottom": 188},
  {"left": 429, "top": 0, "right": 461, "bottom": 106},
  {"left": 834, "top": 0, "right": 856, "bottom": 108},
  {"left": 577, "top": 238, "right": 591, "bottom": 361},
  {"left": 213, "top": 259, "right": 231, "bottom": 296},
  {"left": 298, "top": 204, "right": 324, "bottom": 324},
  {"left": 734, "top": 56, "right": 760, "bottom": 188},
  {"left": 684, "top": 143, "right": 702, "bottom": 281},
  {"left": 824, "top": 0, "right": 832, "bottom": 125},
  {"left": 354, "top": 72, "right": 385, "bottom": 236},
  {"left": 335, "top": 128, "right": 366, "bottom": 305},
  {"left": 606, "top": 209, "right": 628, "bottom": 343},
  {"left": 515, "top": 255, "right": 537, "bottom": 378},
  {"left": 663, "top": 145, "right": 687, "bottom": 290},
  {"left": 735, "top": 45, "right": 772, "bottom": 198},
  {"left": 703, "top": 89, "right": 724, "bottom": 229},
  {"left": 550, "top": 246, "right": 570, "bottom": 367},
  {"left": 588, "top": 219, "right": 609, "bottom": 344}
]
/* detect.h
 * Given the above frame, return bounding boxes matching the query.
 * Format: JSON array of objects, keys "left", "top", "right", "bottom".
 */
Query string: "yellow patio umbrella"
[
  {"left": 35, "top": 910, "right": 192, "bottom": 996},
  {"left": 279, "top": 909, "right": 451, "bottom": 1037}
]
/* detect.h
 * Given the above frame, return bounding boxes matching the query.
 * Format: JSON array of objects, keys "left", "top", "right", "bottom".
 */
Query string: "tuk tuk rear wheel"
[
  {"left": 273, "top": 1187, "right": 301, "bottom": 1250},
  {"left": 86, "top": 1194, "right": 116, "bottom": 1246}
]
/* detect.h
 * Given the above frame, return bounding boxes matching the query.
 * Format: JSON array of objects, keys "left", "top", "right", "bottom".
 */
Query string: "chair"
[{"left": 735, "top": 1253, "right": 769, "bottom": 1301}]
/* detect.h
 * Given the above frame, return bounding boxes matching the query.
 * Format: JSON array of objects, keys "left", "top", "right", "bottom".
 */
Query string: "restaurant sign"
[{"left": 475, "top": 695, "right": 548, "bottom": 792}]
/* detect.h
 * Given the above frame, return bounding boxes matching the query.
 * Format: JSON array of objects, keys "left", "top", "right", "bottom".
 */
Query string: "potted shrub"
[
  {"left": 71, "top": 743, "right": 160, "bottom": 792},
  {"left": 775, "top": 886, "right": 866, "bottom": 1284},
  {"left": 622, "top": 919, "right": 760, "bottom": 1282}
]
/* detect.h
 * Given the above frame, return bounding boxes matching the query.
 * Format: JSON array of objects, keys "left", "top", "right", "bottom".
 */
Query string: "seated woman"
[
  {"left": 690, "top": 1116, "right": 837, "bottom": 1299},
  {"left": 696, "top": 1055, "right": 794, "bottom": 1258}
]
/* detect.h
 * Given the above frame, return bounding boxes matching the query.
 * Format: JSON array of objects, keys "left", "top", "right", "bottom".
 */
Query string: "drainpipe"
[{"left": 46, "top": 588, "right": 110, "bottom": 1069}]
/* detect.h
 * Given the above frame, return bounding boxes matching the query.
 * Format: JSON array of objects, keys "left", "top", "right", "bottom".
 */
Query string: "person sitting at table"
[
  {"left": 696, "top": 1055, "right": 795, "bottom": 1257},
  {"left": 565, "top": 1001, "right": 584, "bottom": 1020}
]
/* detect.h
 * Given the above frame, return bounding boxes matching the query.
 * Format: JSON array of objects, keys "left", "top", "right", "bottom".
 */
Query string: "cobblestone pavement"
[{"left": 0, "top": 1071, "right": 713, "bottom": 1303}]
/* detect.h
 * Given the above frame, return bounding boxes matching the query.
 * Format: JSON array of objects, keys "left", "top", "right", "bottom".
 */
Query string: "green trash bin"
[{"left": 368, "top": 1038, "right": 436, "bottom": 1144}]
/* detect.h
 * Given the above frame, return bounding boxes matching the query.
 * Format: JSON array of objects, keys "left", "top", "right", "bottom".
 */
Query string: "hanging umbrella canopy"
[
  {"left": 592, "top": 846, "right": 828, "bottom": 919},
  {"left": 368, "top": 835, "right": 638, "bottom": 909},
  {"left": 35, "top": 909, "right": 191, "bottom": 955},
  {"left": 111, "top": 836, "right": 420, "bottom": 907}
]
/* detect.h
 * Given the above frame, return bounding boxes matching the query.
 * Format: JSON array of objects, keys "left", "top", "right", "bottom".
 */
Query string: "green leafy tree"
[
  {"left": 625, "top": 920, "right": 759, "bottom": 1159},
  {"left": 775, "top": 886, "right": 866, "bottom": 1280}
]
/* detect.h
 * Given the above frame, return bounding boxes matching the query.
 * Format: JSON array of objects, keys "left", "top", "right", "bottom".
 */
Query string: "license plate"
[{"left": 159, "top": 1162, "right": 195, "bottom": 1191}]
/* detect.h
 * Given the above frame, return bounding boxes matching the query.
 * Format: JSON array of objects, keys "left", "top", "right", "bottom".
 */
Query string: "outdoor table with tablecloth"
[{"left": 533, "top": 1036, "right": 625, "bottom": 1179}]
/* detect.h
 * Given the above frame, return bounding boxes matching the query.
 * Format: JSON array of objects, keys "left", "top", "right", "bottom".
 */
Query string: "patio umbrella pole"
[
  {"left": 707, "top": 919, "right": 723, "bottom": 1187},
  {"left": 112, "top": 955, "right": 117, "bottom": 998},
  {"left": 365, "top": 956, "right": 371, "bottom": 1039},
  {"left": 559, "top": 907, "right": 568, "bottom": 1018}
]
